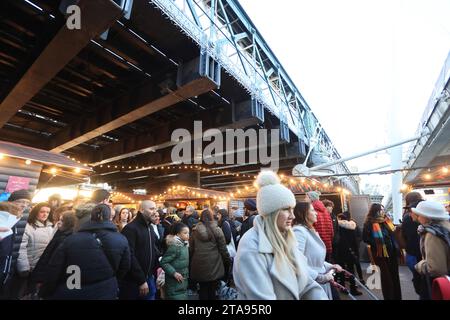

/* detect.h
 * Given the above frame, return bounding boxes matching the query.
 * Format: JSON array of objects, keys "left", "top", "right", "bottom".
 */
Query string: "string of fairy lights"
[
  {"left": 121, "top": 175, "right": 352, "bottom": 203},
  {"left": 95, "top": 163, "right": 257, "bottom": 179},
  {"left": 61, "top": 154, "right": 448, "bottom": 203},
  {"left": 0, "top": 153, "right": 90, "bottom": 175}
]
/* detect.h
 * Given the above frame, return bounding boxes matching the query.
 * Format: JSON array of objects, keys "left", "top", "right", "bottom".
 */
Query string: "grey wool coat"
[
  {"left": 293, "top": 225, "right": 334, "bottom": 299},
  {"left": 233, "top": 215, "right": 328, "bottom": 300}
]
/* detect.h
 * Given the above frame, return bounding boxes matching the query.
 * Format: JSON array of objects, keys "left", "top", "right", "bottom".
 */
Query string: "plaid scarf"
[{"left": 372, "top": 218, "right": 395, "bottom": 258}]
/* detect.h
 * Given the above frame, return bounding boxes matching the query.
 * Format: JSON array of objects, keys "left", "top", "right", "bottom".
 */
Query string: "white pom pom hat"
[{"left": 255, "top": 170, "right": 296, "bottom": 216}]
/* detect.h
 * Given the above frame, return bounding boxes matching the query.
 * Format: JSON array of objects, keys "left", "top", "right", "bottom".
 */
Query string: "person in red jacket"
[{"left": 307, "top": 191, "right": 334, "bottom": 262}]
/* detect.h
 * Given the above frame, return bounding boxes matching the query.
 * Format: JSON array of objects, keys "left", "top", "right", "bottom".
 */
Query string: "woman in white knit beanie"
[{"left": 233, "top": 170, "right": 328, "bottom": 300}]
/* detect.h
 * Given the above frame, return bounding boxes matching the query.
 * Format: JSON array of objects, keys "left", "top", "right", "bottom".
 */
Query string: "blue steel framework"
[{"left": 149, "top": 0, "right": 359, "bottom": 194}]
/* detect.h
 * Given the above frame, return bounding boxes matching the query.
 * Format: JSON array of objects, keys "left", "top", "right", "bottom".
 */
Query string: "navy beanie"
[
  {"left": 8, "top": 189, "right": 32, "bottom": 202},
  {"left": 244, "top": 199, "right": 257, "bottom": 211}
]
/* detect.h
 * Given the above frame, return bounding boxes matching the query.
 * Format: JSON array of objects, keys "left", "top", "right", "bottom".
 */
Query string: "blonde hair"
[{"left": 262, "top": 210, "right": 300, "bottom": 275}]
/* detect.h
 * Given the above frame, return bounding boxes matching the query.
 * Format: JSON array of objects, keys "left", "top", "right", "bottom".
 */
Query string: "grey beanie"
[{"left": 307, "top": 191, "right": 321, "bottom": 202}]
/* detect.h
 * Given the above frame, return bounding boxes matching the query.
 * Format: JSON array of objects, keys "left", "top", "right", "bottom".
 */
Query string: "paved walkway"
[{"left": 339, "top": 263, "right": 419, "bottom": 300}]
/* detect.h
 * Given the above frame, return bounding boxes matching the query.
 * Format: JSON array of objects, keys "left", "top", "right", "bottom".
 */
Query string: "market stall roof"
[
  {"left": 147, "top": 185, "right": 231, "bottom": 202},
  {"left": 0, "top": 140, "right": 92, "bottom": 171},
  {"left": 0, "top": 140, "right": 92, "bottom": 188}
]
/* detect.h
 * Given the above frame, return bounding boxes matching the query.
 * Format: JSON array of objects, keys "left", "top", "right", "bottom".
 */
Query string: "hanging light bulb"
[
  {"left": 442, "top": 167, "right": 449, "bottom": 174},
  {"left": 25, "top": 159, "right": 32, "bottom": 165}
]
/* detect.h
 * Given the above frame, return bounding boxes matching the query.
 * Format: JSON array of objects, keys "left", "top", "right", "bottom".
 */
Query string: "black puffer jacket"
[
  {"left": 41, "top": 221, "right": 130, "bottom": 299},
  {"left": 31, "top": 228, "right": 74, "bottom": 284},
  {"left": 401, "top": 213, "right": 421, "bottom": 260},
  {"left": 336, "top": 220, "right": 360, "bottom": 262},
  {"left": 121, "top": 213, "right": 161, "bottom": 286},
  {"left": 10, "top": 209, "right": 29, "bottom": 274}
]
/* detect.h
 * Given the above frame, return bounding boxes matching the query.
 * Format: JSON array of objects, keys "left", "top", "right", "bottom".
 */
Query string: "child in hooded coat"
[{"left": 160, "top": 222, "right": 190, "bottom": 300}]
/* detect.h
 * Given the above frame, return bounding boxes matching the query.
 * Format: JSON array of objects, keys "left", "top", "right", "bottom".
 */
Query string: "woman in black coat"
[
  {"left": 32, "top": 211, "right": 77, "bottom": 292},
  {"left": 217, "top": 209, "right": 238, "bottom": 246},
  {"left": 41, "top": 204, "right": 131, "bottom": 300},
  {"left": 335, "top": 212, "right": 363, "bottom": 295}
]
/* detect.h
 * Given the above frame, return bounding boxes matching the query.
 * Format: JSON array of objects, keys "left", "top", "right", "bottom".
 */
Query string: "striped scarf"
[{"left": 372, "top": 218, "right": 395, "bottom": 258}]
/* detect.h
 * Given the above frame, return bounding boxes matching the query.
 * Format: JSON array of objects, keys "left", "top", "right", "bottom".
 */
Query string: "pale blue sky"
[{"left": 240, "top": 0, "right": 450, "bottom": 194}]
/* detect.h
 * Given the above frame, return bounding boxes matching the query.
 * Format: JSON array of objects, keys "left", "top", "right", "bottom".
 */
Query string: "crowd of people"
[{"left": 0, "top": 172, "right": 449, "bottom": 300}]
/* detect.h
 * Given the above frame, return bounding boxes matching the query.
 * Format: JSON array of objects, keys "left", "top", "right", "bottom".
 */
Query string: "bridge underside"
[{"left": 0, "top": 0, "right": 356, "bottom": 195}]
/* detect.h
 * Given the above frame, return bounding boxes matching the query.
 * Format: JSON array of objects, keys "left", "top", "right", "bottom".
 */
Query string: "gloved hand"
[
  {"left": 316, "top": 270, "right": 335, "bottom": 284},
  {"left": 332, "top": 264, "right": 343, "bottom": 273}
]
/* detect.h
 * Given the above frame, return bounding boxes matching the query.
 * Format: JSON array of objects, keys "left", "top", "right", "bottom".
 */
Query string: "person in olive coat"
[
  {"left": 190, "top": 209, "right": 231, "bottom": 300},
  {"left": 160, "top": 223, "right": 190, "bottom": 300}
]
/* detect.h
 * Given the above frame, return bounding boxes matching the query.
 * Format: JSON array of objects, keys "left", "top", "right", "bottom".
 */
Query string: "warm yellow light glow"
[
  {"left": 337, "top": 187, "right": 342, "bottom": 192},
  {"left": 424, "top": 174, "right": 431, "bottom": 180},
  {"left": 74, "top": 167, "right": 81, "bottom": 173},
  {"left": 290, "top": 179, "right": 295, "bottom": 184},
  {"left": 0, "top": 153, "right": 4, "bottom": 159},
  {"left": 400, "top": 184, "right": 408, "bottom": 191},
  {"left": 25, "top": 159, "right": 31, "bottom": 165},
  {"left": 443, "top": 167, "right": 449, "bottom": 174},
  {"left": 50, "top": 168, "right": 57, "bottom": 174},
  {"left": 32, "top": 187, "right": 92, "bottom": 203}
]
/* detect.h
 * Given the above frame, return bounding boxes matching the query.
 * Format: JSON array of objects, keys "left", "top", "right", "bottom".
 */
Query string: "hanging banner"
[{"left": 5, "top": 176, "right": 30, "bottom": 193}]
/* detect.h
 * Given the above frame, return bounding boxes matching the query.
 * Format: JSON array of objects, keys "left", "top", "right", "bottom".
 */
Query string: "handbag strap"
[{"left": 92, "top": 232, "right": 116, "bottom": 276}]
